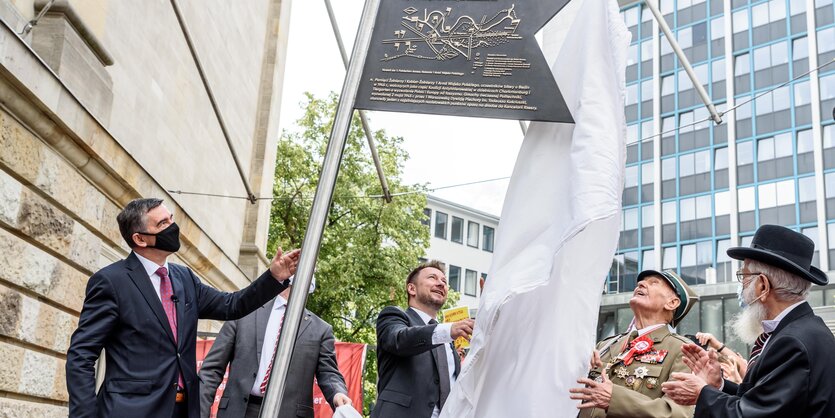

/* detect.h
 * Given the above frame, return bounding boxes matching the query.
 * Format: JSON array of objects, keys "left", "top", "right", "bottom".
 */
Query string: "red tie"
[
  {"left": 156, "top": 266, "right": 184, "bottom": 389},
  {"left": 260, "top": 316, "right": 285, "bottom": 394}
]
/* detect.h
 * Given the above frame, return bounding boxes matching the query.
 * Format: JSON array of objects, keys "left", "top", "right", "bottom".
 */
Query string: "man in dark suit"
[
  {"left": 662, "top": 224, "right": 835, "bottom": 417},
  {"left": 198, "top": 279, "right": 351, "bottom": 418},
  {"left": 373, "top": 260, "right": 475, "bottom": 418},
  {"left": 65, "top": 198, "right": 300, "bottom": 418}
]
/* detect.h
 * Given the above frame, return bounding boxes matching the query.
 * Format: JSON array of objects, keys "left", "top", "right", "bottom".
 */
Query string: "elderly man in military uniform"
[{"left": 570, "top": 269, "right": 699, "bottom": 418}]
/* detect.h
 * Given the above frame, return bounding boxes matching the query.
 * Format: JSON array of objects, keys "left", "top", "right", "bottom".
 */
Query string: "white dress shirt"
[
  {"left": 251, "top": 296, "right": 288, "bottom": 396},
  {"left": 410, "top": 307, "right": 455, "bottom": 418},
  {"left": 760, "top": 300, "right": 805, "bottom": 352},
  {"left": 627, "top": 323, "right": 674, "bottom": 337},
  {"left": 134, "top": 252, "right": 169, "bottom": 301}
]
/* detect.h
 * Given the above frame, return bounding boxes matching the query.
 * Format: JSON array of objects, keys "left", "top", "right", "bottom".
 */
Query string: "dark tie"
[
  {"left": 748, "top": 331, "right": 771, "bottom": 366},
  {"left": 156, "top": 266, "right": 184, "bottom": 389},
  {"left": 429, "top": 319, "right": 451, "bottom": 408}
]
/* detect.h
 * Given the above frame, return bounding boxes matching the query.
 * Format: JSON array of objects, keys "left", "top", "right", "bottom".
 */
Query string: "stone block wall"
[
  {"left": 0, "top": 106, "right": 102, "bottom": 415},
  {"left": 0, "top": 0, "right": 291, "bottom": 415}
]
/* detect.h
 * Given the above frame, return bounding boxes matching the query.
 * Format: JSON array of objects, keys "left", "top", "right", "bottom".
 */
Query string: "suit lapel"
[
  {"left": 125, "top": 253, "right": 177, "bottom": 345},
  {"left": 296, "top": 311, "right": 313, "bottom": 342},
  {"left": 256, "top": 299, "right": 275, "bottom": 365},
  {"left": 749, "top": 302, "right": 813, "bottom": 383}
]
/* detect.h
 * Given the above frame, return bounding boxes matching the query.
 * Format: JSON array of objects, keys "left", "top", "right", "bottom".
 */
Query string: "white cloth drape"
[{"left": 440, "top": 0, "right": 630, "bottom": 416}]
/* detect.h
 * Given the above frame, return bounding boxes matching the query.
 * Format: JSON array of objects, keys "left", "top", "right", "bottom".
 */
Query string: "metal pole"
[
  {"left": 324, "top": 0, "right": 392, "bottom": 203},
  {"left": 257, "top": 0, "right": 381, "bottom": 416},
  {"left": 644, "top": 0, "right": 722, "bottom": 124},
  {"left": 518, "top": 120, "right": 528, "bottom": 136},
  {"left": 170, "top": 0, "right": 259, "bottom": 203}
]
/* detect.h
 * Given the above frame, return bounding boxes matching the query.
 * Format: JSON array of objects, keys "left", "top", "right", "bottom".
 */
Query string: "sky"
[{"left": 276, "top": 0, "right": 530, "bottom": 217}]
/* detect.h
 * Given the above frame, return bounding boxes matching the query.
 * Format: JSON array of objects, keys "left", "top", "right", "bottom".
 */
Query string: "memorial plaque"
[{"left": 356, "top": 0, "right": 573, "bottom": 123}]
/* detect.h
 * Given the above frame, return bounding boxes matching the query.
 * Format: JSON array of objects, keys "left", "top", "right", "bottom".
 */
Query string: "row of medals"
[{"left": 598, "top": 360, "right": 659, "bottom": 391}]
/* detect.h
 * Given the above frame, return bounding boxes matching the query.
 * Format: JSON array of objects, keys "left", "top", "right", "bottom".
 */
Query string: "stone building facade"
[{"left": 0, "top": 0, "right": 292, "bottom": 415}]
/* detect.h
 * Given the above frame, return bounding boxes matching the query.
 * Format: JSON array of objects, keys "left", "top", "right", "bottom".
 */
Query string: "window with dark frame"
[
  {"left": 435, "top": 211, "right": 448, "bottom": 239},
  {"left": 421, "top": 208, "right": 432, "bottom": 226},
  {"left": 451, "top": 216, "right": 464, "bottom": 244},
  {"left": 467, "top": 221, "right": 480, "bottom": 247},
  {"left": 448, "top": 265, "right": 461, "bottom": 292},
  {"left": 483, "top": 225, "right": 495, "bottom": 252},
  {"left": 465, "top": 269, "right": 478, "bottom": 296}
]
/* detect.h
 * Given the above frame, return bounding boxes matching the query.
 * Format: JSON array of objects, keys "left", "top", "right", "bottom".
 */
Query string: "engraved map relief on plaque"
[{"left": 356, "top": 0, "right": 573, "bottom": 123}]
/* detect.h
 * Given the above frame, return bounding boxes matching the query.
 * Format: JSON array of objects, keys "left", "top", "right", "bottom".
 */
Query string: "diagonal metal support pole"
[
  {"left": 324, "top": 0, "right": 392, "bottom": 203},
  {"left": 258, "top": 0, "right": 381, "bottom": 416},
  {"left": 644, "top": 0, "right": 722, "bottom": 124}
]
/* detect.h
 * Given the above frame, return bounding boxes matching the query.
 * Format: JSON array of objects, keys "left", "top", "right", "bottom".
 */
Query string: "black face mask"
[{"left": 137, "top": 222, "right": 181, "bottom": 253}]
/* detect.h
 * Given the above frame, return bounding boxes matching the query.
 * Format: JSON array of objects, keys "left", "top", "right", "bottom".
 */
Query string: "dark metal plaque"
[{"left": 356, "top": 0, "right": 573, "bottom": 123}]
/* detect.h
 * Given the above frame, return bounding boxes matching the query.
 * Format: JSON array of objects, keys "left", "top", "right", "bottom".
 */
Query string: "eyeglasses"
[{"left": 735, "top": 270, "right": 762, "bottom": 283}]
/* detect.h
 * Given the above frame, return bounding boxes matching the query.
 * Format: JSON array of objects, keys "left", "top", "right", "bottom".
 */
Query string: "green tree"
[{"left": 269, "top": 93, "right": 453, "bottom": 415}]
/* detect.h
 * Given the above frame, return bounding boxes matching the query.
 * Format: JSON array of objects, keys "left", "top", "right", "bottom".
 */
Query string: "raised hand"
[
  {"left": 695, "top": 332, "right": 719, "bottom": 349},
  {"left": 269, "top": 247, "right": 301, "bottom": 282},
  {"left": 589, "top": 350, "right": 603, "bottom": 370},
  {"left": 450, "top": 319, "right": 475, "bottom": 340},
  {"left": 661, "top": 372, "right": 707, "bottom": 406},
  {"left": 680, "top": 343, "right": 723, "bottom": 388},
  {"left": 570, "top": 370, "right": 613, "bottom": 410}
]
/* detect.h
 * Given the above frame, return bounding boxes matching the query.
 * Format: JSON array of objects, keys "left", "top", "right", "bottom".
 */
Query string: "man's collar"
[
  {"left": 273, "top": 295, "right": 288, "bottom": 310},
  {"left": 133, "top": 252, "right": 168, "bottom": 277},
  {"left": 628, "top": 322, "right": 674, "bottom": 337},
  {"left": 762, "top": 300, "right": 805, "bottom": 333},
  {"left": 409, "top": 306, "right": 435, "bottom": 324}
]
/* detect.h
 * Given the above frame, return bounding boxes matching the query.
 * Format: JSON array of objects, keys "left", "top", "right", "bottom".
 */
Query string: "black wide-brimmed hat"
[
  {"left": 728, "top": 224, "right": 828, "bottom": 286},
  {"left": 636, "top": 269, "right": 699, "bottom": 327}
]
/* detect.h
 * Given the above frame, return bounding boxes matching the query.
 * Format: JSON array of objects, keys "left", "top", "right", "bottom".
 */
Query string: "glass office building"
[{"left": 603, "top": 0, "right": 835, "bottom": 354}]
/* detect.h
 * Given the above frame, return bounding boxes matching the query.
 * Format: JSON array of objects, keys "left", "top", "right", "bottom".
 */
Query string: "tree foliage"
[{"left": 268, "top": 93, "right": 435, "bottom": 414}]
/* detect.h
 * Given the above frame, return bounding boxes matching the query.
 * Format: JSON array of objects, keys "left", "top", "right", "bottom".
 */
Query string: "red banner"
[
  {"left": 196, "top": 339, "right": 367, "bottom": 418},
  {"left": 313, "top": 342, "right": 367, "bottom": 418},
  {"left": 196, "top": 339, "right": 227, "bottom": 418}
]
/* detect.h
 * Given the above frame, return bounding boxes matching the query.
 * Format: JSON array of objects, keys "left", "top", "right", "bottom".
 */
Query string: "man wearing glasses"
[{"left": 662, "top": 224, "right": 835, "bottom": 418}]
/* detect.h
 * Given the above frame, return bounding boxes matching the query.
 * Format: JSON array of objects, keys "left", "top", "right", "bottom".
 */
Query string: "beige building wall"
[{"left": 0, "top": 0, "right": 292, "bottom": 415}]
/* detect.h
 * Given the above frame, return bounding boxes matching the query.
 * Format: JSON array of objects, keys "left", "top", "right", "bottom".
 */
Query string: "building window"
[
  {"left": 680, "top": 240, "right": 713, "bottom": 285},
  {"left": 757, "top": 132, "right": 793, "bottom": 180},
  {"left": 448, "top": 265, "right": 461, "bottom": 292},
  {"left": 716, "top": 239, "right": 733, "bottom": 283},
  {"left": 465, "top": 269, "right": 478, "bottom": 296},
  {"left": 435, "top": 211, "right": 448, "bottom": 239},
  {"left": 467, "top": 221, "right": 480, "bottom": 248},
  {"left": 680, "top": 195, "right": 712, "bottom": 240},
  {"left": 483, "top": 226, "right": 495, "bottom": 252},
  {"left": 799, "top": 175, "right": 818, "bottom": 223},
  {"left": 451, "top": 216, "right": 464, "bottom": 244},
  {"left": 421, "top": 208, "right": 431, "bottom": 226}
]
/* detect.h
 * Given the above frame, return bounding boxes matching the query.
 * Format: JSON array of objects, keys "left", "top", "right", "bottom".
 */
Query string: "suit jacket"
[
  {"left": 372, "top": 306, "right": 460, "bottom": 418},
  {"left": 695, "top": 302, "right": 835, "bottom": 418},
  {"left": 198, "top": 300, "right": 347, "bottom": 418},
  {"left": 65, "top": 252, "right": 287, "bottom": 418},
  {"left": 580, "top": 326, "right": 694, "bottom": 418}
]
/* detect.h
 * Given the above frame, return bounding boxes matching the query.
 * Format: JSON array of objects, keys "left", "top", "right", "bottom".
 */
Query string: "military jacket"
[{"left": 578, "top": 326, "right": 695, "bottom": 418}]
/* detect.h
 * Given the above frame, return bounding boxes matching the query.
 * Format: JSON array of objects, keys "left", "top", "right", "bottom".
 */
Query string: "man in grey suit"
[
  {"left": 373, "top": 260, "right": 475, "bottom": 418},
  {"left": 198, "top": 279, "right": 350, "bottom": 418}
]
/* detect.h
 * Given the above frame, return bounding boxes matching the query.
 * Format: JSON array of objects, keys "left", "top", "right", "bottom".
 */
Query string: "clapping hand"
[
  {"left": 680, "top": 343, "right": 723, "bottom": 388},
  {"left": 661, "top": 343, "right": 721, "bottom": 406}
]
